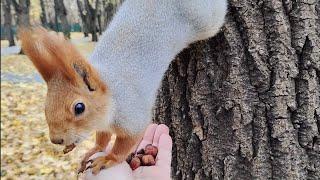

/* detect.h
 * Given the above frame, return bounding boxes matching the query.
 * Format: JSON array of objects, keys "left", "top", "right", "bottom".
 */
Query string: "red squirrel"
[{"left": 19, "top": 0, "right": 227, "bottom": 175}]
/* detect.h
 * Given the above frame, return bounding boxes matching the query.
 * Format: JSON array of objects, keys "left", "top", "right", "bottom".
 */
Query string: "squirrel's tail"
[{"left": 180, "top": 0, "right": 228, "bottom": 42}]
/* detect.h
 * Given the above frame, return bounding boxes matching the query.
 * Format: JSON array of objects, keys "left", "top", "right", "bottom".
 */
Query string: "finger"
[
  {"left": 84, "top": 162, "right": 133, "bottom": 180},
  {"left": 136, "top": 124, "right": 158, "bottom": 151},
  {"left": 156, "top": 134, "right": 172, "bottom": 166},
  {"left": 152, "top": 124, "right": 169, "bottom": 146},
  {"left": 132, "top": 166, "right": 161, "bottom": 179}
]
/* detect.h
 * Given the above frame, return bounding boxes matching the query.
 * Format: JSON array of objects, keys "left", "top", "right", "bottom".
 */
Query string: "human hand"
[
  {"left": 82, "top": 124, "right": 172, "bottom": 180},
  {"left": 132, "top": 124, "right": 172, "bottom": 180}
]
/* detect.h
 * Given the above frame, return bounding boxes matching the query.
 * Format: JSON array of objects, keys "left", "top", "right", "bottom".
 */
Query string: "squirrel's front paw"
[
  {"left": 78, "top": 147, "right": 103, "bottom": 174},
  {"left": 86, "top": 153, "right": 119, "bottom": 175}
]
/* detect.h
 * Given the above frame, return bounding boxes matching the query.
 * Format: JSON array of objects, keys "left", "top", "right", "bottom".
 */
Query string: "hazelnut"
[
  {"left": 141, "top": 155, "right": 156, "bottom": 166},
  {"left": 126, "top": 152, "right": 135, "bottom": 164},
  {"left": 136, "top": 148, "right": 145, "bottom": 155},
  {"left": 130, "top": 157, "right": 141, "bottom": 170},
  {"left": 144, "top": 144, "right": 158, "bottom": 157},
  {"left": 136, "top": 153, "right": 144, "bottom": 160},
  {"left": 63, "top": 143, "right": 76, "bottom": 154}
]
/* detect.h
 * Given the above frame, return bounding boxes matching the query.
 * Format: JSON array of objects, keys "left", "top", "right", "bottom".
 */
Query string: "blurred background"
[{"left": 1, "top": 0, "right": 122, "bottom": 179}]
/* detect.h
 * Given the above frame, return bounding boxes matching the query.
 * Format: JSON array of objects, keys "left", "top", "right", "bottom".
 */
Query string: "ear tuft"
[
  {"left": 19, "top": 27, "right": 107, "bottom": 92},
  {"left": 33, "top": 28, "right": 106, "bottom": 92},
  {"left": 18, "top": 27, "right": 56, "bottom": 82},
  {"left": 73, "top": 63, "right": 95, "bottom": 91}
]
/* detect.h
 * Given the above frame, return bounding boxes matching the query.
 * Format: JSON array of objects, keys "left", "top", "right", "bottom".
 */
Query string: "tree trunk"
[
  {"left": 91, "top": 0, "right": 99, "bottom": 41},
  {"left": 76, "top": 0, "right": 89, "bottom": 37},
  {"left": 96, "top": 0, "right": 102, "bottom": 35},
  {"left": 154, "top": 0, "right": 320, "bottom": 180},
  {"left": 40, "top": 0, "right": 48, "bottom": 27},
  {"left": 102, "top": 2, "right": 114, "bottom": 31},
  {"left": 2, "top": 0, "right": 15, "bottom": 46},
  {"left": 12, "top": 0, "right": 30, "bottom": 28},
  {"left": 54, "top": 0, "right": 70, "bottom": 38},
  {"left": 77, "top": 0, "right": 98, "bottom": 41}
]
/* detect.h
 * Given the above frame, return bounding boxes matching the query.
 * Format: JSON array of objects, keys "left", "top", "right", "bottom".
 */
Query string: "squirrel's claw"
[
  {"left": 77, "top": 165, "right": 86, "bottom": 174},
  {"left": 78, "top": 147, "right": 102, "bottom": 174},
  {"left": 86, "top": 159, "right": 94, "bottom": 164},
  {"left": 86, "top": 155, "right": 118, "bottom": 175}
]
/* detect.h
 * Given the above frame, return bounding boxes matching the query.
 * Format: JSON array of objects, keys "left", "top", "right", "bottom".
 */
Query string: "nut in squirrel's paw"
[
  {"left": 127, "top": 144, "right": 158, "bottom": 170},
  {"left": 63, "top": 143, "right": 76, "bottom": 154}
]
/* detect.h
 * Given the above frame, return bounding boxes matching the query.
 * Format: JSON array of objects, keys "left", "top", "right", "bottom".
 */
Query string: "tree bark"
[
  {"left": 2, "top": 0, "right": 15, "bottom": 46},
  {"left": 54, "top": 0, "right": 70, "bottom": 38},
  {"left": 154, "top": 0, "right": 320, "bottom": 180}
]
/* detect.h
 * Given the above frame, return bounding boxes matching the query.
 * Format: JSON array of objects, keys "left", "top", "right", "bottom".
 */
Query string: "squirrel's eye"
[{"left": 74, "top": 103, "right": 85, "bottom": 115}]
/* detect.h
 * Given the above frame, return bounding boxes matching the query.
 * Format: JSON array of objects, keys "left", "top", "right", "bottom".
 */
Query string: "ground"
[{"left": 0, "top": 33, "right": 98, "bottom": 179}]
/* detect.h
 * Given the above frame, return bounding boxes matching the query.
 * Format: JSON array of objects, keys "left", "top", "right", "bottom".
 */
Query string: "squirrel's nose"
[{"left": 51, "top": 138, "right": 64, "bottom": 145}]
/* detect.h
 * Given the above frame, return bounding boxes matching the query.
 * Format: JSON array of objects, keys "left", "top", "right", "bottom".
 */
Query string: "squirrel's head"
[{"left": 19, "top": 28, "right": 110, "bottom": 146}]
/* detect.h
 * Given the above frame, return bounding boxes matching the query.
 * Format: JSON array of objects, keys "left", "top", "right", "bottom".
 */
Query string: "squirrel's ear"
[
  {"left": 20, "top": 27, "right": 106, "bottom": 92},
  {"left": 71, "top": 59, "right": 107, "bottom": 92},
  {"left": 19, "top": 28, "right": 57, "bottom": 82}
]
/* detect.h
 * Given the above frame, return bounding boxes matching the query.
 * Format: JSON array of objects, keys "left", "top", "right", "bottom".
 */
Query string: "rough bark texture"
[
  {"left": 54, "top": 0, "right": 70, "bottom": 38},
  {"left": 2, "top": 0, "right": 15, "bottom": 46},
  {"left": 154, "top": 0, "right": 320, "bottom": 180}
]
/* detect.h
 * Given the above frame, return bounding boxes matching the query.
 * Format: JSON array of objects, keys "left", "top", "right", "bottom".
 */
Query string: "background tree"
[
  {"left": 2, "top": 0, "right": 15, "bottom": 46},
  {"left": 12, "top": 0, "right": 30, "bottom": 29},
  {"left": 77, "top": 0, "right": 119, "bottom": 41},
  {"left": 54, "top": 0, "right": 70, "bottom": 38},
  {"left": 38, "top": 0, "right": 57, "bottom": 30},
  {"left": 76, "top": 0, "right": 99, "bottom": 41},
  {"left": 154, "top": 0, "right": 320, "bottom": 179},
  {"left": 76, "top": 0, "right": 89, "bottom": 37},
  {"left": 39, "top": 0, "right": 48, "bottom": 27},
  {"left": 101, "top": 1, "right": 114, "bottom": 31}
]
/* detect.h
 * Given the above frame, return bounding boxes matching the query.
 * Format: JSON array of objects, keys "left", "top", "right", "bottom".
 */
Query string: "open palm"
[{"left": 82, "top": 124, "right": 172, "bottom": 180}]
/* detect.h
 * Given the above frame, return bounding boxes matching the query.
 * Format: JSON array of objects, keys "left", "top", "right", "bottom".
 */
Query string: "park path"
[{"left": 1, "top": 37, "right": 92, "bottom": 83}]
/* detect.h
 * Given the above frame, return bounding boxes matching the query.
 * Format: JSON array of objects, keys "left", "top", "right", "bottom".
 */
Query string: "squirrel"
[{"left": 19, "top": 0, "right": 227, "bottom": 175}]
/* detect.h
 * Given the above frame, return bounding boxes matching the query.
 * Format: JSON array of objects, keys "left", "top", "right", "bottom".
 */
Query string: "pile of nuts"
[{"left": 126, "top": 144, "right": 158, "bottom": 170}]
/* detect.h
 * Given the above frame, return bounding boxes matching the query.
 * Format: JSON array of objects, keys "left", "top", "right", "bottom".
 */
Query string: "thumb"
[{"left": 156, "top": 134, "right": 172, "bottom": 166}]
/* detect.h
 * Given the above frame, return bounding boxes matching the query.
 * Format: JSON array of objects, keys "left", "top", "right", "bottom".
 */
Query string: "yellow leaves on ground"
[
  {"left": 1, "top": 40, "right": 9, "bottom": 48},
  {"left": 1, "top": 81, "right": 95, "bottom": 179},
  {"left": 1, "top": 55, "right": 36, "bottom": 76}
]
